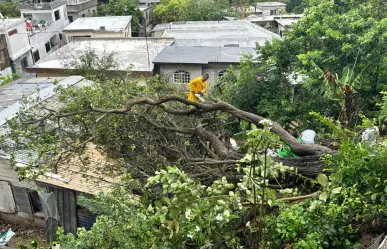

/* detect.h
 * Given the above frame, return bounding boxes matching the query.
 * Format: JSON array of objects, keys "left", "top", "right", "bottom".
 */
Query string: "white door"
[{"left": 0, "top": 181, "right": 16, "bottom": 213}]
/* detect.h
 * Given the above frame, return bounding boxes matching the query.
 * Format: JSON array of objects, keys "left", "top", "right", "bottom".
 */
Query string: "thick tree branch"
[{"left": 91, "top": 96, "right": 333, "bottom": 156}]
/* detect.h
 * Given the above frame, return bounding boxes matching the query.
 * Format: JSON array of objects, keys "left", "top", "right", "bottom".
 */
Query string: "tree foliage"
[
  {"left": 0, "top": 0, "right": 20, "bottom": 18},
  {"left": 95, "top": 0, "right": 144, "bottom": 35}
]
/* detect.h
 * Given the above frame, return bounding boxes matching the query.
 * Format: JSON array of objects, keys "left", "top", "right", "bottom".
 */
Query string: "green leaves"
[{"left": 317, "top": 173, "right": 329, "bottom": 188}]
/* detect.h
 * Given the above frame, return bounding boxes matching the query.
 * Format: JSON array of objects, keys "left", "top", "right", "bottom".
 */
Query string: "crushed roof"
[
  {"left": 0, "top": 76, "right": 88, "bottom": 162},
  {"left": 63, "top": 16, "right": 132, "bottom": 32},
  {"left": 29, "top": 38, "right": 175, "bottom": 72},
  {"left": 0, "top": 77, "right": 118, "bottom": 194},
  {"left": 153, "top": 46, "right": 257, "bottom": 64},
  {"left": 158, "top": 20, "right": 281, "bottom": 47},
  {"left": 36, "top": 144, "right": 119, "bottom": 195},
  {"left": 0, "top": 77, "right": 67, "bottom": 126}
]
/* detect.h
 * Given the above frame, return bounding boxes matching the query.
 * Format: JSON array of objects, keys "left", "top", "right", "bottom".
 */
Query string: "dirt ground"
[{"left": 0, "top": 222, "right": 49, "bottom": 248}]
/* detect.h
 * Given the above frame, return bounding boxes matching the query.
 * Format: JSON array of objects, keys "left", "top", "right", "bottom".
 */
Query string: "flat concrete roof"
[
  {"left": 153, "top": 46, "right": 257, "bottom": 64},
  {"left": 0, "top": 18, "right": 24, "bottom": 30},
  {"left": 28, "top": 38, "right": 174, "bottom": 73},
  {"left": 276, "top": 18, "right": 300, "bottom": 26},
  {"left": 245, "top": 14, "right": 303, "bottom": 22},
  {"left": 63, "top": 16, "right": 132, "bottom": 32},
  {"left": 255, "top": 2, "right": 286, "bottom": 7},
  {"left": 159, "top": 20, "right": 280, "bottom": 47}
]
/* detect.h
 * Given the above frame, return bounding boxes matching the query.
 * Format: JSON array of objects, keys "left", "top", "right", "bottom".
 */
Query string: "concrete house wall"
[
  {"left": 158, "top": 62, "right": 237, "bottom": 89},
  {"left": 0, "top": 157, "right": 44, "bottom": 228},
  {"left": 0, "top": 19, "right": 33, "bottom": 75}
]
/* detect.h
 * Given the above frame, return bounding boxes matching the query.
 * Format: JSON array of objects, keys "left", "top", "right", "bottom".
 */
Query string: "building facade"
[
  {"left": 153, "top": 46, "right": 257, "bottom": 85},
  {"left": 0, "top": 19, "right": 33, "bottom": 76},
  {"left": 66, "top": 0, "right": 98, "bottom": 23},
  {"left": 18, "top": 0, "right": 70, "bottom": 67},
  {"left": 63, "top": 16, "right": 132, "bottom": 42},
  {"left": 255, "top": 2, "right": 286, "bottom": 16}
]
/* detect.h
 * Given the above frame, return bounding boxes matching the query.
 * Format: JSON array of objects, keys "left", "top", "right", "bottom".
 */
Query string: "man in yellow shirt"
[{"left": 187, "top": 74, "right": 209, "bottom": 102}]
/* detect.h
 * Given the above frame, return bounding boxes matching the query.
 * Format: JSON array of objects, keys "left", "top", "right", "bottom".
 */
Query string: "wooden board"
[{"left": 0, "top": 181, "right": 16, "bottom": 213}]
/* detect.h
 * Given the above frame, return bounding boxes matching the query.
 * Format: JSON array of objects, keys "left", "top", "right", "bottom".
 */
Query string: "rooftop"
[
  {"left": 0, "top": 76, "right": 89, "bottom": 164},
  {"left": 153, "top": 46, "right": 257, "bottom": 64},
  {"left": 245, "top": 14, "right": 303, "bottom": 22},
  {"left": 0, "top": 18, "right": 24, "bottom": 30},
  {"left": 28, "top": 38, "right": 175, "bottom": 73},
  {"left": 255, "top": 2, "right": 287, "bottom": 7},
  {"left": 18, "top": 0, "right": 67, "bottom": 10},
  {"left": 63, "top": 16, "right": 132, "bottom": 32},
  {"left": 0, "top": 77, "right": 118, "bottom": 194},
  {"left": 275, "top": 18, "right": 299, "bottom": 26},
  {"left": 36, "top": 144, "right": 119, "bottom": 195},
  {"left": 156, "top": 20, "right": 281, "bottom": 47},
  {"left": 0, "top": 77, "right": 65, "bottom": 122}
]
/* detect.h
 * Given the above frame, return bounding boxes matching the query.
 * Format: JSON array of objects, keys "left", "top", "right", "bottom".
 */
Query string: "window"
[
  {"left": 33, "top": 50, "right": 40, "bottom": 63},
  {"left": 45, "top": 42, "right": 51, "bottom": 52},
  {"left": 173, "top": 70, "right": 190, "bottom": 83},
  {"left": 8, "top": 29, "right": 17, "bottom": 36},
  {"left": 68, "top": 16, "right": 73, "bottom": 22},
  {"left": 54, "top": 10, "right": 60, "bottom": 21},
  {"left": 218, "top": 70, "right": 226, "bottom": 79},
  {"left": 82, "top": 14, "right": 86, "bottom": 17},
  {"left": 59, "top": 33, "right": 63, "bottom": 40},
  {"left": 270, "top": 9, "right": 277, "bottom": 15}
]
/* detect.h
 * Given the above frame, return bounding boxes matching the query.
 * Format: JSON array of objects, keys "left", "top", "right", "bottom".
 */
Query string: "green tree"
[
  {"left": 95, "top": 0, "right": 144, "bottom": 35},
  {"left": 154, "top": 0, "right": 229, "bottom": 22},
  {"left": 0, "top": 0, "right": 20, "bottom": 18}
]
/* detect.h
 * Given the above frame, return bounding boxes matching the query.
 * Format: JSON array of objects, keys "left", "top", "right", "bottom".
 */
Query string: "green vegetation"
[
  {"left": 0, "top": 0, "right": 20, "bottom": 18},
  {"left": 95, "top": 0, "right": 144, "bottom": 35}
]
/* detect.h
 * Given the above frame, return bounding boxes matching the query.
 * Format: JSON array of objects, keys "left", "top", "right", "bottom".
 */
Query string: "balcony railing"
[
  {"left": 66, "top": 0, "right": 97, "bottom": 13},
  {"left": 18, "top": 0, "right": 67, "bottom": 10}
]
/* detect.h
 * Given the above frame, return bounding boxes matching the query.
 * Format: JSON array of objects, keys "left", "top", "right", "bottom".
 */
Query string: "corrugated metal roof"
[{"left": 153, "top": 46, "right": 257, "bottom": 64}]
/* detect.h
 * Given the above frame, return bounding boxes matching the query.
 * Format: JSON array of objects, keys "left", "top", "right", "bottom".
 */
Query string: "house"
[
  {"left": 254, "top": 2, "right": 287, "bottom": 16},
  {"left": 18, "top": 0, "right": 70, "bottom": 66},
  {"left": 152, "top": 20, "right": 281, "bottom": 47},
  {"left": 0, "top": 76, "right": 119, "bottom": 242},
  {"left": 139, "top": 4, "right": 154, "bottom": 28},
  {"left": 26, "top": 37, "right": 174, "bottom": 81},
  {"left": 66, "top": 0, "right": 98, "bottom": 23},
  {"left": 63, "top": 16, "right": 132, "bottom": 42},
  {"left": 153, "top": 46, "right": 257, "bottom": 84},
  {"left": 245, "top": 14, "right": 302, "bottom": 35},
  {"left": 0, "top": 19, "right": 33, "bottom": 76},
  {"left": 0, "top": 76, "right": 88, "bottom": 229}
]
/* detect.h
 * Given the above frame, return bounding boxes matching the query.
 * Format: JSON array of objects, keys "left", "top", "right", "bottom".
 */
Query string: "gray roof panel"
[{"left": 153, "top": 46, "right": 257, "bottom": 64}]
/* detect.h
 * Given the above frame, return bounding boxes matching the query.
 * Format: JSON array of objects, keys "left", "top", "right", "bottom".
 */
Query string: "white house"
[
  {"left": 66, "top": 0, "right": 98, "bottom": 23},
  {"left": 18, "top": 0, "right": 70, "bottom": 65},
  {"left": 63, "top": 16, "right": 132, "bottom": 42},
  {"left": 0, "top": 19, "right": 33, "bottom": 76},
  {"left": 254, "top": 2, "right": 286, "bottom": 16}
]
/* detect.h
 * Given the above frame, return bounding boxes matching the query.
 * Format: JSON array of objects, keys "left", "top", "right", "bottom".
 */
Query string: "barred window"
[{"left": 173, "top": 70, "right": 190, "bottom": 83}]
